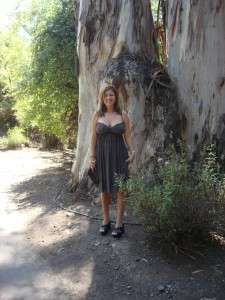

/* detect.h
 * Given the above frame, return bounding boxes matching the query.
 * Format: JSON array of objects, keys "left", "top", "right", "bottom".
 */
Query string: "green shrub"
[
  {"left": 117, "top": 144, "right": 225, "bottom": 245},
  {"left": 0, "top": 126, "right": 29, "bottom": 149}
]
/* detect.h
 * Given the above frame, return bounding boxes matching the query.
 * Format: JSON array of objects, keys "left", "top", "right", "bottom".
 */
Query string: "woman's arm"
[
  {"left": 122, "top": 111, "right": 135, "bottom": 164},
  {"left": 90, "top": 112, "right": 98, "bottom": 169}
]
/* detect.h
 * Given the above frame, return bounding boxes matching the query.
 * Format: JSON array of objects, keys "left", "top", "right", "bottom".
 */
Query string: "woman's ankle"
[
  {"left": 115, "top": 220, "right": 123, "bottom": 228},
  {"left": 102, "top": 218, "right": 110, "bottom": 225}
]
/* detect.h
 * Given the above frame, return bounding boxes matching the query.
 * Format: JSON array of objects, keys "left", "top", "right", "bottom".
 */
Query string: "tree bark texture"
[
  {"left": 71, "top": 0, "right": 181, "bottom": 188},
  {"left": 167, "top": 0, "right": 225, "bottom": 158}
]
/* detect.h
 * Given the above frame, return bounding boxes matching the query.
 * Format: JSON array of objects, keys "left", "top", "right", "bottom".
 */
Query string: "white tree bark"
[
  {"left": 70, "top": 0, "right": 181, "bottom": 188},
  {"left": 167, "top": 0, "right": 225, "bottom": 157}
]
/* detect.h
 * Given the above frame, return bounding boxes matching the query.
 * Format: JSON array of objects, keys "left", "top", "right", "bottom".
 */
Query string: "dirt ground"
[{"left": 0, "top": 147, "right": 225, "bottom": 300}]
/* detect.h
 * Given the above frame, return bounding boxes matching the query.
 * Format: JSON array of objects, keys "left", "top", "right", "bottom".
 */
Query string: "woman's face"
[{"left": 103, "top": 89, "right": 116, "bottom": 108}]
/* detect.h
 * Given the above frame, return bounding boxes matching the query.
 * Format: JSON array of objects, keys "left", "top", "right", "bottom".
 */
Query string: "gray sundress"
[{"left": 95, "top": 122, "right": 129, "bottom": 197}]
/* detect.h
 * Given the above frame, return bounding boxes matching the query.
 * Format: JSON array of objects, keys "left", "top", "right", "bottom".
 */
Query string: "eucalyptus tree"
[
  {"left": 70, "top": 0, "right": 180, "bottom": 188},
  {"left": 71, "top": 0, "right": 225, "bottom": 189},
  {"left": 167, "top": 0, "right": 225, "bottom": 160}
]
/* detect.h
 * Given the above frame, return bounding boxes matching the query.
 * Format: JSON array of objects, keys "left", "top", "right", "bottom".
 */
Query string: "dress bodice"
[{"left": 96, "top": 122, "right": 125, "bottom": 135}]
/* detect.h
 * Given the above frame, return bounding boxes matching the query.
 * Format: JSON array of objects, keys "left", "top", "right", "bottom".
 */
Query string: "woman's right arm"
[{"left": 90, "top": 112, "right": 98, "bottom": 169}]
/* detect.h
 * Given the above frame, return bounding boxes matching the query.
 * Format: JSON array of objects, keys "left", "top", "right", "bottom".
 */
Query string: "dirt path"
[{"left": 0, "top": 148, "right": 225, "bottom": 300}]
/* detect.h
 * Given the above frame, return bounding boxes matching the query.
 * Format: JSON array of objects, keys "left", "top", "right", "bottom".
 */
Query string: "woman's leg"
[
  {"left": 115, "top": 192, "right": 124, "bottom": 227},
  {"left": 101, "top": 192, "right": 110, "bottom": 224}
]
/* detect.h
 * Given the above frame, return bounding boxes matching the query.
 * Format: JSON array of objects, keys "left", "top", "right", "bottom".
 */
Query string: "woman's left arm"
[{"left": 122, "top": 111, "right": 135, "bottom": 164}]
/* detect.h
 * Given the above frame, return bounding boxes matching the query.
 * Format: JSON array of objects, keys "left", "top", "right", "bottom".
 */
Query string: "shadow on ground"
[{"left": 1, "top": 148, "right": 225, "bottom": 299}]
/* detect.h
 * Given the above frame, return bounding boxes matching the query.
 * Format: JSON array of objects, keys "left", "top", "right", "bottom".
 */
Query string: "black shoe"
[
  {"left": 111, "top": 224, "right": 125, "bottom": 238},
  {"left": 100, "top": 221, "right": 111, "bottom": 235}
]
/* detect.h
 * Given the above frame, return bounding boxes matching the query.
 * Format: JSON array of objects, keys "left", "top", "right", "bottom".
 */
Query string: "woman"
[{"left": 90, "top": 85, "right": 135, "bottom": 238}]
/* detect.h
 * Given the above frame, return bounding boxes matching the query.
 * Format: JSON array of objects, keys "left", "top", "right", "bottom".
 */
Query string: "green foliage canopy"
[
  {"left": 1, "top": 0, "right": 78, "bottom": 146},
  {"left": 0, "top": 26, "right": 28, "bottom": 133}
]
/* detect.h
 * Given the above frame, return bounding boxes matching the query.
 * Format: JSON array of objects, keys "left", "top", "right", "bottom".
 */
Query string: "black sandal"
[
  {"left": 111, "top": 224, "right": 125, "bottom": 238},
  {"left": 99, "top": 221, "right": 111, "bottom": 235}
]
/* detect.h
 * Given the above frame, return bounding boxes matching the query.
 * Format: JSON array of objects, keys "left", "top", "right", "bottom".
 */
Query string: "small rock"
[
  {"left": 158, "top": 285, "right": 165, "bottom": 292},
  {"left": 127, "top": 285, "right": 132, "bottom": 289},
  {"left": 135, "top": 258, "right": 140, "bottom": 261},
  {"left": 57, "top": 248, "right": 65, "bottom": 253}
]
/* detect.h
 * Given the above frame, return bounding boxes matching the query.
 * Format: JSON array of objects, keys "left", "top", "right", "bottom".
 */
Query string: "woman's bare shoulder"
[{"left": 92, "top": 111, "right": 99, "bottom": 119}]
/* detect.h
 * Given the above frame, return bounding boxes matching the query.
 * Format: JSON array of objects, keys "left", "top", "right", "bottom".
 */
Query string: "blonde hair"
[{"left": 97, "top": 85, "right": 122, "bottom": 117}]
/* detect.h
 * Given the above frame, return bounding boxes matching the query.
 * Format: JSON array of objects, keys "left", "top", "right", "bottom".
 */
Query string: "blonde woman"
[{"left": 90, "top": 86, "right": 135, "bottom": 238}]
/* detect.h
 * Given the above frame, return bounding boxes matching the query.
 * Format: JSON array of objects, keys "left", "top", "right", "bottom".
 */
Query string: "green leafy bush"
[
  {"left": 118, "top": 144, "right": 225, "bottom": 245},
  {"left": 0, "top": 0, "right": 78, "bottom": 148},
  {"left": 0, "top": 126, "right": 29, "bottom": 149}
]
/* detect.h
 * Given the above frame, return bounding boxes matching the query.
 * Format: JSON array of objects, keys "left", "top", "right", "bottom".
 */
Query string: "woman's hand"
[
  {"left": 122, "top": 112, "right": 135, "bottom": 165},
  {"left": 90, "top": 156, "right": 96, "bottom": 171},
  {"left": 125, "top": 151, "right": 135, "bottom": 164}
]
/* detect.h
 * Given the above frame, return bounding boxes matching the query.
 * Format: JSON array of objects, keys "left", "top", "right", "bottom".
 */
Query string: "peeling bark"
[
  {"left": 167, "top": 0, "right": 225, "bottom": 158},
  {"left": 70, "top": 0, "right": 181, "bottom": 189}
]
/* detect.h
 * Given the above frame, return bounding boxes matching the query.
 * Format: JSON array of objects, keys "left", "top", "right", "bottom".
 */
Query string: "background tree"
[
  {"left": 167, "top": 0, "right": 225, "bottom": 161},
  {"left": 0, "top": 83, "right": 18, "bottom": 135},
  {"left": 0, "top": 0, "right": 79, "bottom": 147},
  {"left": 0, "top": 25, "right": 29, "bottom": 136}
]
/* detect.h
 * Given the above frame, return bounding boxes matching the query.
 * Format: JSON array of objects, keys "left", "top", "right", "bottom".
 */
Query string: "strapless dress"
[{"left": 95, "top": 122, "right": 129, "bottom": 197}]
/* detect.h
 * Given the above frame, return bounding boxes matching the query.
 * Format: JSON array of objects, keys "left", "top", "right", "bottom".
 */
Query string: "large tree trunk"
[
  {"left": 167, "top": 0, "right": 225, "bottom": 159},
  {"left": 70, "top": 0, "right": 181, "bottom": 189}
]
